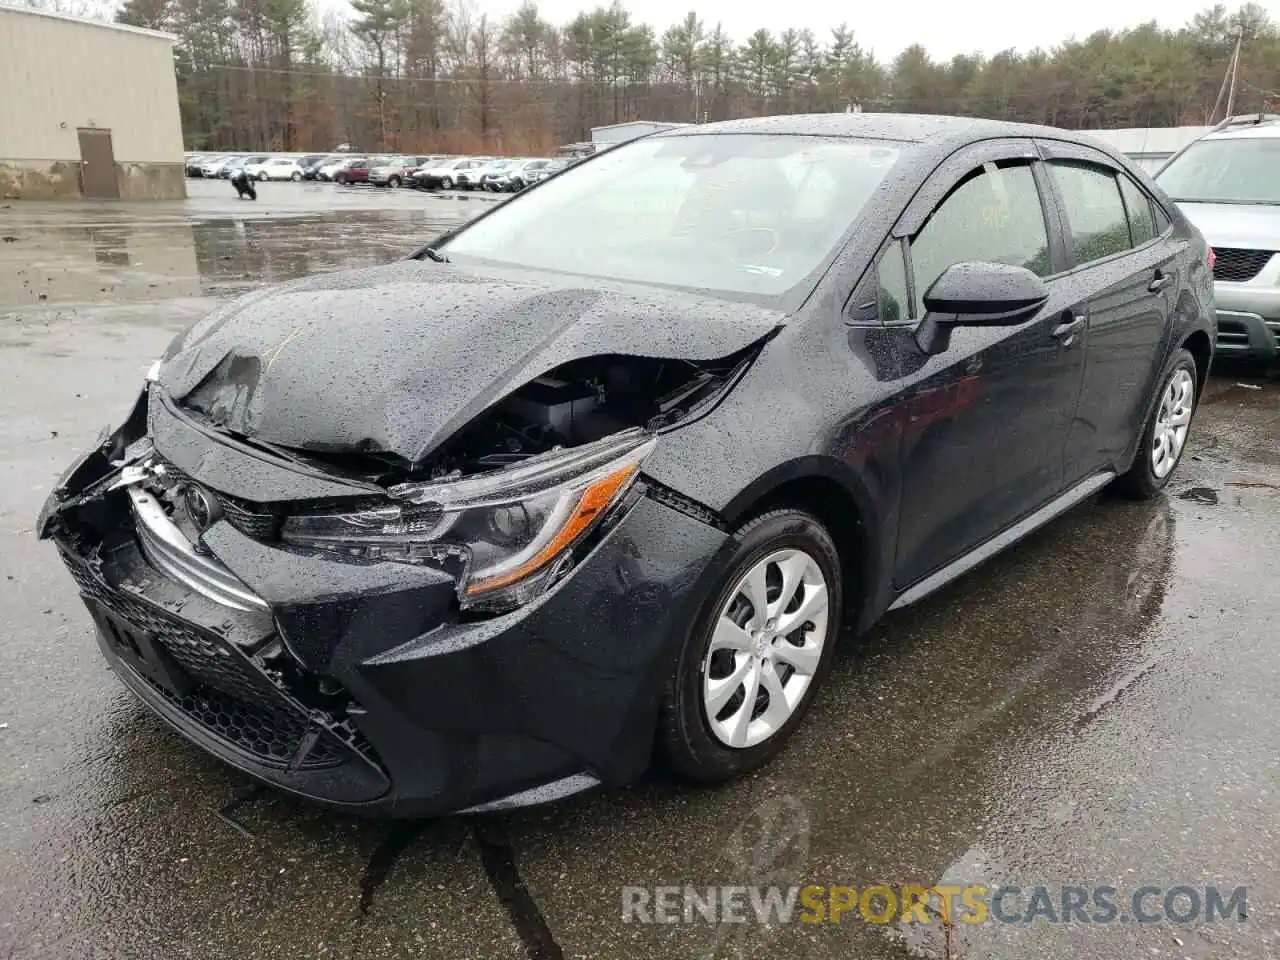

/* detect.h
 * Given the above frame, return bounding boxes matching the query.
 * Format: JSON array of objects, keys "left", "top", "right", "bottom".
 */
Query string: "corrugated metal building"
[
  {"left": 590, "top": 121, "right": 693, "bottom": 148},
  {"left": 0, "top": 6, "right": 185, "bottom": 200},
  {"left": 1081, "top": 126, "right": 1210, "bottom": 173}
]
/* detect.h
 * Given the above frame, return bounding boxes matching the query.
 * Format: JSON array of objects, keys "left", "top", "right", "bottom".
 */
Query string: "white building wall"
[{"left": 0, "top": 7, "right": 183, "bottom": 164}]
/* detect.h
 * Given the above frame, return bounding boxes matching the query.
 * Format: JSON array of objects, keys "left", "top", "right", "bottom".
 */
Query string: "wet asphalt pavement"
[{"left": 2, "top": 179, "right": 1278, "bottom": 960}]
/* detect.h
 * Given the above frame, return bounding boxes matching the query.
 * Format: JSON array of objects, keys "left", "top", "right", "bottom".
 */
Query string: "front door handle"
[
  {"left": 1052, "top": 314, "right": 1087, "bottom": 347},
  {"left": 1148, "top": 270, "right": 1174, "bottom": 293}
]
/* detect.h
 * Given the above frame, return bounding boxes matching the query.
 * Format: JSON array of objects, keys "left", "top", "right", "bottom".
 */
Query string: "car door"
[
  {"left": 883, "top": 141, "right": 1087, "bottom": 588},
  {"left": 1036, "top": 141, "right": 1187, "bottom": 480}
]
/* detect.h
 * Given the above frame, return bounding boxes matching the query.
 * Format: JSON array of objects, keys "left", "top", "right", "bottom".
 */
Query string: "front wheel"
[
  {"left": 659, "top": 509, "right": 842, "bottom": 782},
  {"left": 440, "top": 176, "right": 453, "bottom": 190},
  {"left": 1115, "top": 348, "right": 1199, "bottom": 499},
  {"left": 389, "top": 175, "right": 401, "bottom": 188},
  {"left": 257, "top": 171, "right": 268, "bottom": 181}
]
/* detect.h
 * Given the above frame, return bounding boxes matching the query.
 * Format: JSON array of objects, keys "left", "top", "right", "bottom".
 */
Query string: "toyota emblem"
[{"left": 184, "top": 485, "right": 222, "bottom": 530}]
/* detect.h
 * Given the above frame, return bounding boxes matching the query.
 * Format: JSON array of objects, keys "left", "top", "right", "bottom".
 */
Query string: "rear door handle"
[
  {"left": 1148, "top": 270, "right": 1174, "bottom": 293},
  {"left": 1052, "top": 314, "right": 1087, "bottom": 347}
]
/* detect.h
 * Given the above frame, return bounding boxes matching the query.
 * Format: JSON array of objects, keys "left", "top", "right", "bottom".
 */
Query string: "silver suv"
[{"left": 1156, "top": 114, "right": 1280, "bottom": 362}]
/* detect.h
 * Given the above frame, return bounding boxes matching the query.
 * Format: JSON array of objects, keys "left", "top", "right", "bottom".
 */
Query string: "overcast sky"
[{"left": 468, "top": 0, "right": 1220, "bottom": 60}]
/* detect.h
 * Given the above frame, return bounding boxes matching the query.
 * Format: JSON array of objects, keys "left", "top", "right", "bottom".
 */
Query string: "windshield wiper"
[{"left": 419, "top": 247, "right": 450, "bottom": 263}]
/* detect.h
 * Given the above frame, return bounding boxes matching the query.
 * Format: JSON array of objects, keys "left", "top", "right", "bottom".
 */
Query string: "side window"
[
  {"left": 1152, "top": 201, "right": 1171, "bottom": 234},
  {"left": 910, "top": 162, "right": 1051, "bottom": 302},
  {"left": 876, "top": 242, "right": 909, "bottom": 324},
  {"left": 1050, "top": 162, "right": 1133, "bottom": 265},
  {"left": 1118, "top": 174, "right": 1156, "bottom": 247}
]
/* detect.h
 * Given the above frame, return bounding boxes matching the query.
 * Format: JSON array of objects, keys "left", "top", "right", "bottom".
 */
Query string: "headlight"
[{"left": 280, "top": 428, "right": 656, "bottom": 612}]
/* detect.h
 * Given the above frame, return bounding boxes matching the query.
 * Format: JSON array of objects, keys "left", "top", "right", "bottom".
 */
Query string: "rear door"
[
  {"left": 1037, "top": 141, "right": 1186, "bottom": 480},
  {"left": 887, "top": 140, "right": 1085, "bottom": 588}
]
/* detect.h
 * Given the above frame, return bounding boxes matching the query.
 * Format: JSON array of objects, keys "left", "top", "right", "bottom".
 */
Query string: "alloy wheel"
[
  {"left": 1152, "top": 368, "right": 1195, "bottom": 479},
  {"left": 701, "top": 548, "right": 830, "bottom": 749}
]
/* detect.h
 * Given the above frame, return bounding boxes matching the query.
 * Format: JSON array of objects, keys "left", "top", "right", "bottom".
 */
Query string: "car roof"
[
  {"left": 663, "top": 113, "right": 1089, "bottom": 145},
  {"left": 1199, "top": 116, "right": 1280, "bottom": 140}
]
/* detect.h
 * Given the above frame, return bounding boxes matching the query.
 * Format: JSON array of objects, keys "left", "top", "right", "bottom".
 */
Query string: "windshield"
[
  {"left": 1156, "top": 137, "right": 1280, "bottom": 204},
  {"left": 441, "top": 134, "right": 905, "bottom": 297}
]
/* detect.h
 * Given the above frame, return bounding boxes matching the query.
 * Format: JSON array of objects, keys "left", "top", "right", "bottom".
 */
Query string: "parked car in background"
[
  {"left": 370, "top": 156, "right": 431, "bottom": 188},
  {"left": 199, "top": 155, "right": 233, "bottom": 178},
  {"left": 521, "top": 157, "right": 568, "bottom": 186},
  {"left": 253, "top": 157, "right": 306, "bottom": 181},
  {"left": 474, "top": 159, "right": 525, "bottom": 191},
  {"left": 218, "top": 157, "right": 248, "bottom": 179},
  {"left": 320, "top": 156, "right": 367, "bottom": 182},
  {"left": 452, "top": 157, "right": 496, "bottom": 190},
  {"left": 184, "top": 155, "right": 208, "bottom": 177},
  {"left": 39, "top": 115, "right": 1213, "bottom": 817},
  {"left": 412, "top": 157, "right": 486, "bottom": 190},
  {"left": 242, "top": 156, "right": 280, "bottom": 180},
  {"left": 292, "top": 154, "right": 327, "bottom": 179},
  {"left": 335, "top": 156, "right": 385, "bottom": 185},
  {"left": 302, "top": 155, "right": 342, "bottom": 180},
  {"left": 239, "top": 154, "right": 271, "bottom": 177},
  {"left": 1156, "top": 113, "right": 1280, "bottom": 363},
  {"left": 489, "top": 158, "right": 552, "bottom": 191}
]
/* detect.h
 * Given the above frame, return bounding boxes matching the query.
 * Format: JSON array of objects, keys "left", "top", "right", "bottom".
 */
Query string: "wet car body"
[{"left": 40, "top": 115, "right": 1215, "bottom": 817}]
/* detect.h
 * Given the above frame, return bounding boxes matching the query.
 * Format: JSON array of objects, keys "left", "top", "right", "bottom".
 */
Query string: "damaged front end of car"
[{"left": 37, "top": 341, "right": 758, "bottom": 815}]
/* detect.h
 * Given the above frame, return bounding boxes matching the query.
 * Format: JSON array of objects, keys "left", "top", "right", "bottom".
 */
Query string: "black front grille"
[
  {"left": 154, "top": 678, "right": 343, "bottom": 767},
  {"left": 67, "top": 558, "right": 346, "bottom": 769},
  {"left": 68, "top": 559, "right": 280, "bottom": 715},
  {"left": 161, "top": 461, "right": 280, "bottom": 541},
  {"left": 217, "top": 495, "right": 281, "bottom": 540},
  {"left": 1213, "top": 247, "right": 1274, "bottom": 283}
]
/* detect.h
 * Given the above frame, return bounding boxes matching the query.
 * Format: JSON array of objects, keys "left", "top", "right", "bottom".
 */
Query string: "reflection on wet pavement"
[
  {"left": 0, "top": 179, "right": 486, "bottom": 309},
  {"left": 1, "top": 184, "right": 1278, "bottom": 959}
]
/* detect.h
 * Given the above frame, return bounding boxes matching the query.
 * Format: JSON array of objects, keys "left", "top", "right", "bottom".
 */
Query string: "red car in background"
[{"left": 334, "top": 156, "right": 387, "bottom": 185}]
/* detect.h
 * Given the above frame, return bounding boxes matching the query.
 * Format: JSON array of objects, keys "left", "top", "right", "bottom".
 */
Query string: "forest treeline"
[{"left": 102, "top": 0, "right": 1280, "bottom": 154}]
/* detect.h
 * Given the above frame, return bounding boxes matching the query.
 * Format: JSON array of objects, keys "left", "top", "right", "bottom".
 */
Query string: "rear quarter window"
[
  {"left": 1050, "top": 162, "right": 1134, "bottom": 265},
  {"left": 1118, "top": 175, "right": 1156, "bottom": 246}
]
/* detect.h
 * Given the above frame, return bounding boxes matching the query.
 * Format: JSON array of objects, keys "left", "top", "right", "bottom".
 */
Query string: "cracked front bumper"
[{"left": 39, "top": 390, "right": 730, "bottom": 816}]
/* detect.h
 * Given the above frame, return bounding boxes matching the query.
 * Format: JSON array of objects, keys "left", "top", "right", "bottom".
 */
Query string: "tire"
[
  {"left": 440, "top": 176, "right": 453, "bottom": 190},
  {"left": 290, "top": 171, "right": 302, "bottom": 181},
  {"left": 257, "top": 171, "right": 268, "bottom": 181},
  {"left": 389, "top": 175, "right": 401, "bottom": 188},
  {"left": 1115, "top": 348, "right": 1200, "bottom": 499},
  {"left": 659, "top": 509, "right": 843, "bottom": 783}
]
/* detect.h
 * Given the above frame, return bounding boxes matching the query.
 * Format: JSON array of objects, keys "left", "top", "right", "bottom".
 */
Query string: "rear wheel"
[
  {"left": 290, "top": 171, "right": 302, "bottom": 181},
  {"left": 659, "top": 509, "right": 842, "bottom": 782},
  {"left": 440, "top": 176, "right": 453, "bottom": 190},
  {"left": 257, "top": 171, "right": 268, "bottom": 181},
  {"left": 389, "top": 175, "right": 402, "bottom": 188},
  {"left": 1116, "top": 348, "right": 1199, "bottom": 499}
]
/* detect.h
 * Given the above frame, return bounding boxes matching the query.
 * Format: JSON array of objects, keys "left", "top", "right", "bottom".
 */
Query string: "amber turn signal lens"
[{"left": 463, "top": 461, "right": 640, "bottom": 596}]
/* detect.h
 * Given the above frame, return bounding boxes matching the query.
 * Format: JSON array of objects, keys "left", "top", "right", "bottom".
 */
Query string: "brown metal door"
[{"left": 77, "top": 128, "right": 119, "bottom": 199}]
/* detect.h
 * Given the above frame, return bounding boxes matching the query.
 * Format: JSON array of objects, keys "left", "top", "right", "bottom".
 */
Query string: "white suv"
[{"left": 1156, "top": 114, "right": 1280, "bottom": 362}]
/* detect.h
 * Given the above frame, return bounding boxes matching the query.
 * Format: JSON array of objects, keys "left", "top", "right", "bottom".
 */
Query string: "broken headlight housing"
[{"left": 280, "top": 429, "right": 656, "bottom": 612}]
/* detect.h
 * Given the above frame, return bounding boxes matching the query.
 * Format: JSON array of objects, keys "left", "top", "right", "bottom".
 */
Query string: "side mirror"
[{"left": 915, "top": 262, "right": 1050, "bottom": 355}]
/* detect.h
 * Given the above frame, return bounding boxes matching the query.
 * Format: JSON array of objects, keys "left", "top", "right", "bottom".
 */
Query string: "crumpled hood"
[
  {"left": 1174, "top": 201, "right": 1280, "bottom": 250},
  {"left": 157, "top": 261, "right": 783, "bottom": 464}
]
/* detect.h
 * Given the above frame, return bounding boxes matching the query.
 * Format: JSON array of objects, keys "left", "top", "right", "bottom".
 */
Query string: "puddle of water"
[
  {"left": 0, "top": 191, "right": 481, "bottom": 310},
  {"left": 1177, "top": 486, "right": 1219, "bottom": 505}
]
